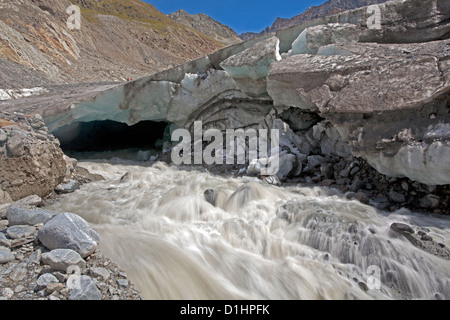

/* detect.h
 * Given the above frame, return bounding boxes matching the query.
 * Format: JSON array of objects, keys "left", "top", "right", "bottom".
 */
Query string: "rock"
[
  {"left": 0, "top": 233, "right": 11, "bottom": 248},
  {"left": 263, "top": 175, "right": 282, "bottom": 187},
  {"left": 9, "top": 263, "right": 27, "bottom": 281},
  {"left": 55, "top": 181, "right": 80, "bottom": 194},
  {"left": 349, "top": 178, "right": 364, "bottom": 192},
  {"left": 41, "top": 249, "right": 86, "bottom": 272},
  {"left": 204, "top": 189, "right": 215, "bottom": 206},
  {"left": 0, "top": 247, "right": 14, "bottom": 264},
  {"left": 389, "top": 190, "right": 406, "bottom": 204},
  {"left": 37, "top": 212, "right": 100, "bottom": 258},
  {"left": 119, "top": 172, "right": 131, "bottom": 184},
  {"left": 116, "top": 279, "right": 129, "bottom": 288},
  {"left": 27, "top": 249, "right": 42, "bottom": 265},
  {"left": 46, "top": 282, "right": 64, "bottom": 294},
  {"left": 90, "top": 267, "right": 110, "bottom": 281},
  {"left": 6, "top": 206, "right": 58, "bottom": 226},
  {"left": 305, "top": 155, "right": 325, "bottom": 172},
  {"left": 391, "top": 223, "right": 415, "bottom": 235},
  {"left": 6, "top": 134, "right": 25, "bottom": 157},
  {"left": 355, "top": 192, "right": 370, "bottom": 205},
  {"left": 0, "top": 129, "right": 7, "bottom": 143},
  {"left": 68, "top": 276, "right": 102, "bottom": 300},
  {"left": 0, "top": 189, "right": 12, "bottom": 205},
  {"left": 13, "top": 195, "right": 42, "bottom": 207},
  {"left": 276, "top": 154, "right": 297, "bottom": 181},
  {"left": 419, "top": 194, "right": 441, "bottom": 209},
  {"left": 36, "top": 273, "right": 59, "bottom": 291},
  {"left": 6, "top": 225, "right": 36, "bottom": 239},
  {"left": 0, "top": 288, "right": 14, "bottom": 299}
]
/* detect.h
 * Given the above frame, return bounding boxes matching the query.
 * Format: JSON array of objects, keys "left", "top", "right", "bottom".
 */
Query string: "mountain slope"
[
  {"left": 240, "top": 0, "right": 390, "bottom": 40},
  {"left": 0, "top": 0, "right": 231, "bottom": 88},
  {"left": 169, "top": 9, "right": 242, "bottom": 47}
]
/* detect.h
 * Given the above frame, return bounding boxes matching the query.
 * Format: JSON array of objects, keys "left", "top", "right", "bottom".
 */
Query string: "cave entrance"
[{"left": 52, "top": 120, "right": 170, "bottom": 161}]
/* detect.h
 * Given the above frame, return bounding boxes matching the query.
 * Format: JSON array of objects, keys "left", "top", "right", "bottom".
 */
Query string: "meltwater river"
[{"left": 45, "top": 159, "right": 450, "bottom": 300}]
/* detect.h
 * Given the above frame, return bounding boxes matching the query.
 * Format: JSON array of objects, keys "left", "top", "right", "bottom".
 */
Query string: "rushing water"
[{"left": 45, "top": 159, "right": 450, "bottom": 300}]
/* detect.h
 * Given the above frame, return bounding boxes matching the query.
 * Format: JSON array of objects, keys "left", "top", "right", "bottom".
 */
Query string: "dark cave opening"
[{"left": 52, "top": 120, "right": 169, "bottom": 159}]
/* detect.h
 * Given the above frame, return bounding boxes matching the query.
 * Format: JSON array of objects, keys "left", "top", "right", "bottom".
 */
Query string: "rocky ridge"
[
  {"left": 240, "top": 0, "right": 391, "bottom": 40},
  {"left": 0, "top": 0, "right": 236, "bottom": 88},
  {"left": 169, "top": 9, "right": 242, "bottom": 47}
]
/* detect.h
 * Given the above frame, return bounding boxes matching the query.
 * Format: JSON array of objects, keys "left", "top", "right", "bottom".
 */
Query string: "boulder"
[
  {"left": 36, "top": 273, "right": 59, "bottom": 291},
  {"left": 55, "top": 180, "right": 80, "bottom": 194},
  {"left": 0, "top": 247, "right": 14, "bottom": 264},
  {"left": 41, "top": 249, "right": 86, "bottom": 272},
  {"left": 68, "top": 275, "right": 102, "bottom": 300},
  {"left": 37, "top": 212, "right": 100, "bottom": 258},
  {"left": 6, "top": 225, "right": 36, "bottom": 239},
  {"left": 0, "top": 113, "right": 66, "bottom": 201},
  {"left": 6, "top": 206, "right": 58, "bottom": 226},
  {"left": 0, "top": 189, "right": 12, "bottom": 205}
]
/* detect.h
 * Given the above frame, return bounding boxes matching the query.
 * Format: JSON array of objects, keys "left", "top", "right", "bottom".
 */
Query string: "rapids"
[{"left": 45, "top": 159, "right": 450, "bottom": 300}]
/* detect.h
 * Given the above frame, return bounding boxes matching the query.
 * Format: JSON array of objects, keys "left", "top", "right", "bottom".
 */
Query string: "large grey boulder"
[
  {"left": 6, "top": 206, "right": 58, "bottom": 226},
  {"left": 0, "top": 113, "right": 66, "bottom": 202},
  {"left": 37, "top": 212, "right": 100, "bottom": 258}
]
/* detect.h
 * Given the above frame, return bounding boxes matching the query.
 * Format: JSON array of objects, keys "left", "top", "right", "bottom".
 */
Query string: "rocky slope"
[
  {"left": 0, "top": 0, "right": 233, "bottom": 88},
  {"left": 240, "top": 0, "right": 391, "bottom": 40},
  {"left": 169, "top": 9, "right": 242, "bottom": 47}
]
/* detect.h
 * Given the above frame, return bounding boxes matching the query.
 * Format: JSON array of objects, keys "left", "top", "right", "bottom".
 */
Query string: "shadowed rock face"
[
  {"left": 3, "top": 0, "right": 450, "bottom": 187},
  {"left": 0, "top": 112, "right": 66, "bottom": 202}
]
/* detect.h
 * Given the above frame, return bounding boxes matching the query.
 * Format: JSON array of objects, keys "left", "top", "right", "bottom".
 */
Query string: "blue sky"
[{"left": 144, "top": 0, "right": 327, "bottom": 34}]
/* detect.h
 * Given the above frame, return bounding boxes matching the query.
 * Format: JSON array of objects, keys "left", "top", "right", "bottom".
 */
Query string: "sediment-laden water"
[{"left": 46, "top": 159, "right": 450, "bottom": 300}]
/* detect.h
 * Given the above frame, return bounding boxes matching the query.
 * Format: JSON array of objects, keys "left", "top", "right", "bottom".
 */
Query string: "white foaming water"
[{"left": 46, "top": 160, "right": 450, "bottom": 300}]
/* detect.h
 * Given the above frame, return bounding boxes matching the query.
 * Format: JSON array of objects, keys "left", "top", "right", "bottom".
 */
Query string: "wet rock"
[
  {"left": 55, "top": 181, "right": 80, "bottom": 194},
  {"left": 204, "top": 189, "right": 215, "bottom": 206},
  {"left": 389, "top": 190, "right": 406, "bottom": 204},
  {"left": 419, "top": 194, "right": 440, "bottom": 209},
  {"left": 119, "top": 172, "right": 131, "bottom": 184},
  {"left": 349, "top": 178, "right": 364, "bottom": 192},
  {"left": 37, "top": 212, "right": 100, "bottom": 258},
  {"left": 391, "top": 223, "right": 415, "bottom": 235},
  {"left": 263, "top": 175, "right": 282, "bottom": 187}
]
